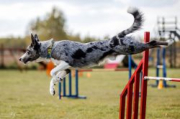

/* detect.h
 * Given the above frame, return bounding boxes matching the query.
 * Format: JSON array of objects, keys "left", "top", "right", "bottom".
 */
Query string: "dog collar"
[{"left": 47, "top": 40, "right": 54, "bottom": 59}]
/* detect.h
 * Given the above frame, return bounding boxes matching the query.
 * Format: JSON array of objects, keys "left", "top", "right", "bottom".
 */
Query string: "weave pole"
[{"left": 119, "top": 32, "right": 150, "bottom": 119}]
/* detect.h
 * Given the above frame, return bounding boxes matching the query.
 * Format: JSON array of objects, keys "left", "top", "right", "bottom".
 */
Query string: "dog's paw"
[{"left": 50, "top": 88, "right": 55, "bottom": 96}]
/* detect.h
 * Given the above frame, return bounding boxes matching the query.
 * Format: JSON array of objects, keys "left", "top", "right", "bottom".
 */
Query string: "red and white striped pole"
[{"left": 144, "top": 76, "right": 180, "bottom": 82}]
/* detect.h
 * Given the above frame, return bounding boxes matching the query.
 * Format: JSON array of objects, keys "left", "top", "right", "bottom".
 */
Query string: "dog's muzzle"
[{"left": 19, "top": 58, "right": 29, "bottom": 64}]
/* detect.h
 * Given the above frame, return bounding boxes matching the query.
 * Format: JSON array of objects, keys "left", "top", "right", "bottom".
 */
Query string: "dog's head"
[{"left": 19, "top": 34, "right": 41, "bottom": 64}]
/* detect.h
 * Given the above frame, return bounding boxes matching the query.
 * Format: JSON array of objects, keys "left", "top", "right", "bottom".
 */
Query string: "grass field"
[{"left": 0, "top": 68, "right": 180, "bottom": 119}]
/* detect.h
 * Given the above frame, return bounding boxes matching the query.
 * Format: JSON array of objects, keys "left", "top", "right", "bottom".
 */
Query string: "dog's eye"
[{"left": 27, "top": 51, "right": 31, "bottom": 55}]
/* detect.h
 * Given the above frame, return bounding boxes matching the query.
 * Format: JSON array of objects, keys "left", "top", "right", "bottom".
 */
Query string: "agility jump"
[
  {"left": 58, "top": 68, "right": 128, "bottom": 99},
  {"left": 58, "top": 70, "right": 86, "bottom": 99},
  {"left": 119, "top": 32, "right": 180, "bottom": 119},
  {"left": 152, "top": 47, "right": 176, "bottom": 88}
]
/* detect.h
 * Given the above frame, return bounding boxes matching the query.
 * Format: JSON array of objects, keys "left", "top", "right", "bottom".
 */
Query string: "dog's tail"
[
  {"left": 117, "top": 7, "right": 144, "bottom": 38},
  {"left": 146, "top": 40, "right": 168, "bottom": 49}
]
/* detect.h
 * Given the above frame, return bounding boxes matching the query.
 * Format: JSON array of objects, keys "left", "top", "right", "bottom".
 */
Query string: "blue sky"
[{"left": 0, "top": 0, "right": 179, "bottom": 38}]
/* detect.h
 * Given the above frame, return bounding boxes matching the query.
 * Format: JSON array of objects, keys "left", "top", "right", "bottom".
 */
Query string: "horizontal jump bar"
[
  {"left": 74, "top": 68, "right": 129, "bottom": 72},
  {"left": 144, "top": 76, "right": 180, "bottom": 82}
]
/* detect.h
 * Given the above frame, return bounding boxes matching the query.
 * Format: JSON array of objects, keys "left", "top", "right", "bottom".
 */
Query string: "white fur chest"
[{"left": 35, "top": 57, "right": 50, "bottom": 63}]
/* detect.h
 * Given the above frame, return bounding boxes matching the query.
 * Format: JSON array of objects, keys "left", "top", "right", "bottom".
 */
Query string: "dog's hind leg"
[
  {"left": 49, "top": 61, "right": 70, "bottom": 96},
  {"left": 50, "top": 61, "right": 70, "bottom": 77},
  {"left": 56, "top": 69, "right": 71, "bottom": 82},
  {"left": 50, "top": 70, "right": 70, "bottom": 96}
]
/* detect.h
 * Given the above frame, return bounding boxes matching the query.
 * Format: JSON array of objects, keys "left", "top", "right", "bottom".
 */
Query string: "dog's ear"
[
  {"left": 31, "top": 33, "right": 36, "bottom": 46},
  {"left": 31, "top": 33, "right": 39, "bottom": 47},
  {"left": 34, "top": 34, "right": 39, "bottom": 42}
]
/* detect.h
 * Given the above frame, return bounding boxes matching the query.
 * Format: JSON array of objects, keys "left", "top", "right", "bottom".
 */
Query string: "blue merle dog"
[{"left": 19, "top": 8, "right": 168, "bottom": 95}]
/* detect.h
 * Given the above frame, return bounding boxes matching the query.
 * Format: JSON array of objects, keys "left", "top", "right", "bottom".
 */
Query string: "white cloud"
[{"left": 116, "top": 0, "right": 179, "bottom": 7}]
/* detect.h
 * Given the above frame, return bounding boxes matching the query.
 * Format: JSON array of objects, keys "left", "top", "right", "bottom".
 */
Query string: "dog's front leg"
[
  {"left": 50, "top": 76, "right": 57, "bottom": 96},
  {"left": 49, "top": 61, "right": 70, "bottom": 96},
  {"left": 50, "top": 70, "right": 70, "bottom": 95},
  {"left": 50, "top": 71, "right": 66, "bottom": 96}
]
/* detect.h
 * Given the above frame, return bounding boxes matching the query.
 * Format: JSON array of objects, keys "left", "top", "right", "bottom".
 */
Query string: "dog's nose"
[{"left": 19, "top": 58, "right": 22, "bottom": 61}]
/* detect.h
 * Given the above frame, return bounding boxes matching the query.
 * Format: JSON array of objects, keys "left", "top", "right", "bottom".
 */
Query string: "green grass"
[{"left": 0, "top": 68, "right": 180, "bottom": 119}]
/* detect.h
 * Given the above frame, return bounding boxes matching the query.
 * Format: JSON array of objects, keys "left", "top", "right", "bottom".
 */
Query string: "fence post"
[{"left": 1, "top": 44, "right": 4, "bottom": 68}]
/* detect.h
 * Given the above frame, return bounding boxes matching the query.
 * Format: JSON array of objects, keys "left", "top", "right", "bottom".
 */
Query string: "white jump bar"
[{"left": 144, "top": 76, "right": 180, "bottom": 82}]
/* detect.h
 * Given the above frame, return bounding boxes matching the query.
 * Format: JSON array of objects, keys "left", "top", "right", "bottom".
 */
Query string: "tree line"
[{"left": 0, "top": 7, "right": 107, "bottom": 48}]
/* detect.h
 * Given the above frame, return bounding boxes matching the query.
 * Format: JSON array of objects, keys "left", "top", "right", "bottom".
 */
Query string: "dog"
[{"left": 19, "top": 8, "right": 168, "bottom": 95}]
